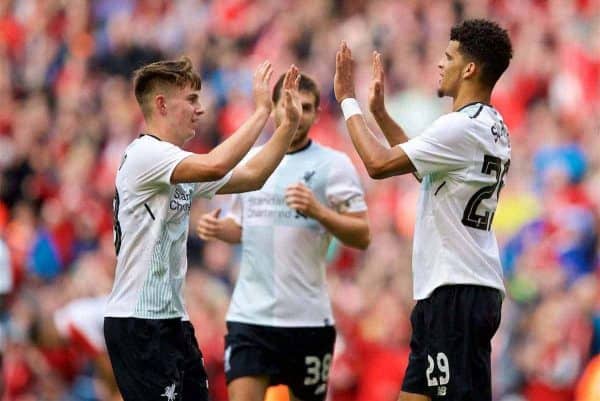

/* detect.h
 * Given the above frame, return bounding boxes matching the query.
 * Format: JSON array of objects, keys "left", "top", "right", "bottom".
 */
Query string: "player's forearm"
[
  {"left": 371, "top": 108, "right": 409, "bottom": 146},
  {"left": 216, "top": 218, "right": 242, "bottom": 244},
  {"left": 241, "top": 120, "right": 298, "bottom": 189},
  {"left": 345, "top": 115, "right": 395, "bottom": 178},
  {"left": 313, "top": 207, "right": 370, "bottom": 250},
  {"left": 208, "top": 106, "right": 271, "bottom": 171}
]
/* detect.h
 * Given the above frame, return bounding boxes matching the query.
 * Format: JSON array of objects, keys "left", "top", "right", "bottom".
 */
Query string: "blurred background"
[{"left": 0, "top": 0, "right": 599, "bottom": 400}]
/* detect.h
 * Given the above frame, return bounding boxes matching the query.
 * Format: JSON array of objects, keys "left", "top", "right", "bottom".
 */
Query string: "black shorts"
[
  {"left": 104, "top": 317, "right": 209, "bottom": 401},
  {"left": 225, "top": 321, "right": 336, "bottom": 401},
  {"left": 401, "top": 285, "right": 502, "bottom": 401}
]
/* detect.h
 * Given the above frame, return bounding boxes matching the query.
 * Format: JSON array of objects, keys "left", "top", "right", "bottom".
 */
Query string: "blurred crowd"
[{"left": 0, "top": 0, "right": 599, "bottom": 400}]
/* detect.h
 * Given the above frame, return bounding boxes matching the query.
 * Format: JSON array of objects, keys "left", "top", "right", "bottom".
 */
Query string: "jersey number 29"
[{"left": 462, "top": 155, "right": 510, "bottom": 231}]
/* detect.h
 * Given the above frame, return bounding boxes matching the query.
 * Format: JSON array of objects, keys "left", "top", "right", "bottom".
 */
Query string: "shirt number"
[
  {"left": 304, "top": 354, "right": 332, "bottom": 386},
  {"left": 462, "top": 155, "right": 510, "bottom": 231},
  {"left": 426, "top": 352, "right": 450, "bottom": 387}
]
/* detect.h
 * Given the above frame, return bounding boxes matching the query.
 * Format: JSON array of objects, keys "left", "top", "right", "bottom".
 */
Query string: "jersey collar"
[
  {"left": 456, "top": 101, "right": 492, "bottom": 112},
  {"left": 139, "top": 133, "right": 162, "bottom": 141},
  {"left": 286, "top": 140, "right": 312, "bottom": 155}
]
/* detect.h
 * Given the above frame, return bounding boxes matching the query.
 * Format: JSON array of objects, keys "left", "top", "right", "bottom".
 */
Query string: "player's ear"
[
  {"left": 155, "top": 94, "right": 167, "bottom": 116},
  {"left": 462, "top": 61, "right": 477, "bottom": 80}
]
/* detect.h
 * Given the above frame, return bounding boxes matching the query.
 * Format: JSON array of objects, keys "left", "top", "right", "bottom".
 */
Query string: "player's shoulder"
[
  {"left": 128, "top": 134, "right": 179, "bottom": 154},
  {"left": 122, "top": 135, "right": 182, "bottom": 168},
  {"left": 455, "top": 102, "right": 491, "bottom": 119},
  {"left": 429, "top": 104, "right": 503, "bottom": 142},
  {"left": 433, "top": 109, "right": 474, "bottom": 129},
  {"left": 453, "top": 102, "right": 507, "bottom": 129},
  {"left": 310, "top": 141, "right": 351, "bottom": 164}
]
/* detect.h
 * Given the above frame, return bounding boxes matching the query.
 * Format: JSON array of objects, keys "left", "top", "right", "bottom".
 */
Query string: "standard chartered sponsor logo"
[
  {"left": 170, "top": 188, "right": 193, "bottom": 212},
  {"left": 248, "top": 209, "right": 296, "bottom": 219},
  {"left": 247, "top": 195, "right": 286, "bottom": 206},
  {"left": 246, "top": 194, "right": 295, "bottom": 219}
]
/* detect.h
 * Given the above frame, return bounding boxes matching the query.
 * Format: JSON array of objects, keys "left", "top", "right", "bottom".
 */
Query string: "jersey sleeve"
[
  {"left": 195, "top": 146, "right": 261, "bottom": 200},
  {"left": 325, "top": 155, "right": 367, "bottom": 213},
  {"left": 130, "top": 140, "right": 194, "bottom": 192},
  {"left": 398, "top": 113, "right": 474, "bottom": 177},
  {"left": 193, "top": 171, "right": 233, "bottom": 199}
]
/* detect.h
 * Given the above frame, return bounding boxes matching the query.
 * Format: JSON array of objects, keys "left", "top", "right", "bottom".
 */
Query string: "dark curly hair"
[{"left": 450, "top": 19, "right": 512, "bottom": 88}]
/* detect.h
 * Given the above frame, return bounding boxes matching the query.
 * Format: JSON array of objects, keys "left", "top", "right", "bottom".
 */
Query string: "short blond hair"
[{"left": 132, "top": 56, "right": 201, "bottom": 117}]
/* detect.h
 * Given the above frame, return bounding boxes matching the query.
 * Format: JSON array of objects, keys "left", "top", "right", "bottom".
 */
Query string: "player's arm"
[
  {"left": 217, "top": 66, "right": 302, "bottom": 194},
  {"left": 171, "top": 61, "right": 274, "bottom": 184},
  {"left": 368, "top": 51, "right": 409, "bottom": 146},
  {"left": 196, "top": 209, "right": 242, "bottom": 244},
  {"left": 334, "top": 42, "right": 415, "bottom": 179},
  {"left": 285, "top": 183, "right": 370, "bottom": 250}
]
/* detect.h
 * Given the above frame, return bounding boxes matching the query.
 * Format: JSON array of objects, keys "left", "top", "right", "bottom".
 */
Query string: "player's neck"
[
  {"left": 452, "top": 86, "right": 492, "bottom": 112},
  {"left": 287, "top": 136, "right": 311, "bottom": 154},
  {"left": 144, "top": 121, "right": 183, "bottom": 147}
]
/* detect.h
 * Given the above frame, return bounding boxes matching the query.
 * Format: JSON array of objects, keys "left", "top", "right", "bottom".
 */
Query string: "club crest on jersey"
[
  {"left": 314, "top": 383, "right": 327, "bottom": 395},
  {"left": 302, "top": 170, "right": 316, "bottom": 185}
]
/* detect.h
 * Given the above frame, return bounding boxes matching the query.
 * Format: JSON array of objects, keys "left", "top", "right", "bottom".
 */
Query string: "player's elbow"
[
  {"left": 367, "top": 170, "right": 386, "bottom": 180},
  {"left": 366, "top": 161, "right": 389, "bottom": 180},
  {"left": 354, "top": 234, "right": 371, "bottom": 250},
  {"left": 246, "top": 178, "right": 266, "bottom": 192},
  {"left": 206, "top": 162, "right": 230, "bottom": 180},
  {"left": 345, "top": 226, "right": 371, "bottom": 250},
  {"left": 242, "top": 166, "right": 268, "bottom": 192},
  {"left": 172, "top": 157, "right": 230, "bottom": 183},
  {"left": 357, "top": 228, "right": 371, "bottom": 250},
  {"left": 189, "top": 159, "right": 230, "bottom": 181}
]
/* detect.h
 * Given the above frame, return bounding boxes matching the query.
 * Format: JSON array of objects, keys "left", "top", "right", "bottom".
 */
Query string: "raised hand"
[
  {"left": 368, "top": 51, "right": 386, "bottom": 115},
  {"left": 196, "top": 208, "right": 221, "bottom": 240},
  {"left": 281, "top": 65, "right": 302, "bottom": 124},
  {"left": 252, "top": 60, "right": 274, "bottom": 112},
  {"left": 334, "top": 41, "right": 356, "bottom": 102}
]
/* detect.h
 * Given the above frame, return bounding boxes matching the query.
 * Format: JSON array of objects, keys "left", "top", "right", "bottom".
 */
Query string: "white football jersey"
[
  {"left": 226, "top": 141, "right": 367, "bottom": 327},
  {"left": 398, "top": 102, "right": 510, "bottom": 300},
  {"left": 105, "top": 134, "right": 232, "bottom": 319}
]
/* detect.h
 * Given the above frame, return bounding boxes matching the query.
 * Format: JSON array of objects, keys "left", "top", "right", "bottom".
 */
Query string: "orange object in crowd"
[
  {"left": 575, "top": 354, "right": 600, "bottom": 401},
  {"left": 265, "top": 385, "right": 290, "bottom": 401}
]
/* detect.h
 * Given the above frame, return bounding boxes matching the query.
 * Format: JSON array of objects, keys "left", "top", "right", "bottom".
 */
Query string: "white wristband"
[{"left": 341, "top": 98, "right": 363, "bottom": 121}]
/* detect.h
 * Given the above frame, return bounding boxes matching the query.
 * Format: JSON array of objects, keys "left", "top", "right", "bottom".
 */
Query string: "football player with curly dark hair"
[{"left": 335, "top": 19, "right": 513, "bottom": 401}]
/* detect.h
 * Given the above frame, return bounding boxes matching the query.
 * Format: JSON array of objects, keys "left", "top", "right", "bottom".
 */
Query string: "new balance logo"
[
  {"left": 314, "top": 383, "right": 327, "bottom": 395},
  {"left": 437, "top": 386, "right": 447, "bottom": 396},
  {"left": 161, "top": 383, "right": 178, "bottom": 401}
]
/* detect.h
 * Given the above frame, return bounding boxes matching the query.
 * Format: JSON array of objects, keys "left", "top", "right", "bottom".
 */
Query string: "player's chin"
[
  {"left": 436, "top": 87, "right": 446, "bottom": 98},
  {"left": 295, "top": 126, "right": 309, "bottom": 139}
]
